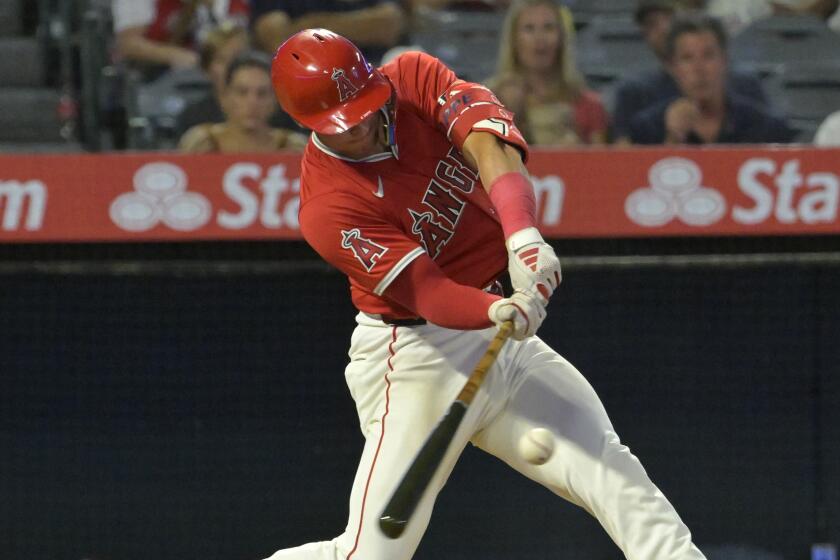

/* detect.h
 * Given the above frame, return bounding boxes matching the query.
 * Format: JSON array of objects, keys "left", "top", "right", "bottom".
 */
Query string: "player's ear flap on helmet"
[{"left": 271, "top": 28, "right": 393, "bottom": 135}]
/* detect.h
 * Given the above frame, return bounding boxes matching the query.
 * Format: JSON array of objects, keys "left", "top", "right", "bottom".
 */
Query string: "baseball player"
[{"left": 265, "top": 28, "right": 706, "bottom": 560}]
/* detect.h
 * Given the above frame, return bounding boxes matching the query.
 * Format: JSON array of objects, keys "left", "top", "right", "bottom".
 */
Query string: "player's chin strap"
[{"left": 380, "top": 102, "right": 399, "bottom": 159}]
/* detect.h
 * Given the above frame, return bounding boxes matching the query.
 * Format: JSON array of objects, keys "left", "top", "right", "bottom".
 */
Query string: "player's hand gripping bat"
[{"left": 378, "top": 321, "right": 514, "bottom": 538}]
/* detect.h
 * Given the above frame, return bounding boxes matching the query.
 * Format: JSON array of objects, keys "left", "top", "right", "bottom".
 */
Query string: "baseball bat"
[{"left": 378, "top": 321, "right": 514, "bottom": 539}]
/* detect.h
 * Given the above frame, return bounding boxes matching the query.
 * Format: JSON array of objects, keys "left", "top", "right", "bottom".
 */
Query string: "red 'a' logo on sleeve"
[
  {"left": 331, "top": 68, "right": 359, "bottom": 102},
  {"left": 341, "top": 229, "right": 388, "bottom": 272}
]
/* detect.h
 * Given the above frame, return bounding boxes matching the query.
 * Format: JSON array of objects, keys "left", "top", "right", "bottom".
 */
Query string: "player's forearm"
[
  {"left": 385, "top": 256, "right": 497, "bottom": 330},
  {"left": 293, "top": 4, "right": 406, "bottom": 47},
  {"left": 463, "top": 132, "right": 537, "bottom": 239},
  {"left": 462, "top": 131, "right": 527, "bottom": 193},
  {"left": 462, "top": 133, "right": 560, "bottom": 300}
]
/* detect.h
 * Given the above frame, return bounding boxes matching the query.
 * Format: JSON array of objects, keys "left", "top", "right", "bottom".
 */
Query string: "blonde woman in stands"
[
  {"left": 486, "top": 0, "right": 609, "bottom": 146},
  {"left": 179, "top": 51, "right": 307, "bottom": 153}
]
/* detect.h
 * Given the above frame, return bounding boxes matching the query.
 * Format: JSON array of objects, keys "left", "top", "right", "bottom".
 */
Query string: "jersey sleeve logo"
[
  {"left": 331, "top": 68, "right": 360, "bottom": 102},
  {"left": 341, "top": 228, "right": 388, "bottom": 272}
]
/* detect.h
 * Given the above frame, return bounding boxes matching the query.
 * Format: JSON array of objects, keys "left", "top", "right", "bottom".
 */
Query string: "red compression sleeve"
[
  {"left": 488, "top": 172, "right": 537, "bottom": 239},
  {"left": 385, "top": 255, "right": 499, "bottom": 330}
]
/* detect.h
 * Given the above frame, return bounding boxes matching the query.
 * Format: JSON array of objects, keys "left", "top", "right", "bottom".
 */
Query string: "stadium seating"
[
  {"left": 729, "top": 16, "right": 840, "bottom": 141},
  {"left": 409, "top": 10, "right": 506, "bottom": 83},
  {"left": 576, "top": 15, "right": 658, "bottom": 78},
  {"left": 129, "top": 68, "right": 213, "bottom": 150},
  {"left": 0, "top": 0, "right": 75, "bottom": 149},
  {"left": 761, "top": 60, "right": 840, "bottom": 142},
  {"left": 565, "top": 0, "right": 637, "bottom": 18},
  {"left": 0, "top": 0, "right": 21, "bottom": 36},
  {"left": 730, "top": 14, "right": 840, "bottom": 73},
  {"left": 21, "top": 1, "right": 840, "bottom": 151}
]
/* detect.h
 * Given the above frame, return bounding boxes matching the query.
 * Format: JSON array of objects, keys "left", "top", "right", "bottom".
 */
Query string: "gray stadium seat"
[
  {"left": 730, "top": 15, "right": 840, "bottom": 72},
  {"left": 0, "top": 0, "right": 22, "bottom": 36},
  {"left": 409, "top": 10, "right": 505, "bottom": 83},
  {"left": 768, "top": 62, "right": 840, "bottom": 122},
  {"left": 759, "top": 61, "right": 840, "bottom": 143},
  {"left": 0, "top": 37, "right": 45, "bottom": 87},
  {"left": 0, "top": 88, "right": 64, "bottom": 142},
  {"left": 565, "top": 0, "right": 636, "bottom": 18},
  {"left": 128, "top": 67, "right": 213, "bottom": 149},
  {"left": 790, "top": 118, "right": 822, "bottom": 143},
  {"left": 576, "top": 15, "right": 658, "bottom": 77}
]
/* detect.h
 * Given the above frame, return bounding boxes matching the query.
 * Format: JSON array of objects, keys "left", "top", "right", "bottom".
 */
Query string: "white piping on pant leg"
[
  {"left": 343, "top": 324, "right": 502, "bottom": 559},
  {"left": 265, "top": 324, "right": 518, "bottom": 560},
  {"left": 345, "top": 326, "right": 399, "bottom": 560}
]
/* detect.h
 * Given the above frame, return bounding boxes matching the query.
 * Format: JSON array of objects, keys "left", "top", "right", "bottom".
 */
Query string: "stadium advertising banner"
[{"left": 0, "top": 146, "right": 838, "bottom": 242}]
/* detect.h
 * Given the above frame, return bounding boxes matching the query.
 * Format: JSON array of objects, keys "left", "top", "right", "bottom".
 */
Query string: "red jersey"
[
  {"left": 298, "top": 52, "right": 528, "bottom": 318},
  {"left": 144, "top": 0, "right": 250, "bottom": 43}
]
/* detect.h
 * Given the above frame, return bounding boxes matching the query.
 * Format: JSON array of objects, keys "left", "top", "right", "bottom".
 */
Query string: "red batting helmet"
[{"left": 271, "top": 29, "right": 392, "bottom": 134}]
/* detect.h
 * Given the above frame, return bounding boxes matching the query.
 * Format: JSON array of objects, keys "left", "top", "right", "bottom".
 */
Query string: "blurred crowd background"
[
  {"left": 2, "top": 4, "right": 840, "bottom": 560},
  {"left": 2, "top": 0, "right": 840, "bottom": 155}
]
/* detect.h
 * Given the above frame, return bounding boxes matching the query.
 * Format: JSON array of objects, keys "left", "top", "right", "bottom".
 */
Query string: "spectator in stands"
[
  {"left": 250, "top": 1, "right": 406, "bottom": 63},
  {"left": 689, "top": 0, "right": 840, "bottom": 36},
  {"left": 628, "top": 13, "right": 795, "bottom": 144},
  {"left": 112, "top": 0, "right": 249, "bottom": 73},
  {"left": 174, "top": 23, "right": 299, "bottom": 138},
  {"left": 814, "top": 109, "right": 840, "bottom": 145},
  {"left": 612, "top": 0, "right": 769, "bottom": 143},
  {"left": 179, "top": 51, "right": 308, "bottom": 152},
  {"left": 486, "top": 0, "right": 609, "bottom": 146}
]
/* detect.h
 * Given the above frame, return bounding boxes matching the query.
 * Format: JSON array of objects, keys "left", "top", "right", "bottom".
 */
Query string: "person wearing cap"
[
  {"left": 612, "top": 0, "right": 769, "bottom": 143},
  {"left": 262, "top": 27, "right": 707, "bottom": 560}
]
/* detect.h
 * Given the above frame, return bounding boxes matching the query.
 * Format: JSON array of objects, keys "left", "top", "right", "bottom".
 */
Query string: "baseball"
[{"left": 518, "top": 427, "right": 555, "bottom": 465}]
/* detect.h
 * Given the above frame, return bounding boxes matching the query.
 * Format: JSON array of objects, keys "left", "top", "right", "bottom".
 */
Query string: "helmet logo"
[{"left": 331, "top": 67, "right": 359, "bottom": 102}]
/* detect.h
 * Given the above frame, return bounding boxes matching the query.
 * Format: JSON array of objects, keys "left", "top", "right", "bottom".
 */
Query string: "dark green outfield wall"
[{"left": 1, "top": 253, "right": 838, "bottom": 560}]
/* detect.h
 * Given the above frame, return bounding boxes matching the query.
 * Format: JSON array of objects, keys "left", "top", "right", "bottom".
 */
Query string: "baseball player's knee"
[
  {"left": 600, "top": 430, "right": 637, "bottom": 462},
  {"left": 555, "top": 430, "right": 645, "bottom": 488}
]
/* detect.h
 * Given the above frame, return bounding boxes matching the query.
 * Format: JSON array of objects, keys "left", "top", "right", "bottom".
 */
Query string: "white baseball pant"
[{"left": 264, "top": 313, "right": 706, "bottom": 560}]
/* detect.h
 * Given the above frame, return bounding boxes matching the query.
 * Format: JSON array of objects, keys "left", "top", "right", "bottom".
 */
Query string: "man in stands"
[
  {"left": 628, "top": 13, "right": 794, "bottom": 144},
  {"left": 612, "top": 0, "right": 769, "bottom": 143}
]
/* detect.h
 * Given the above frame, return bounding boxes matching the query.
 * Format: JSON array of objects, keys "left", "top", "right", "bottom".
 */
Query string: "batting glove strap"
[
  {"left": 506, "top": 228, "right": 562, "bottom": 304},
  {"left": 506, "top": 227, "right": 544, "bottom": 252},
  {"left": 488, "top": 291, "right": 546, "bottom": 340}
]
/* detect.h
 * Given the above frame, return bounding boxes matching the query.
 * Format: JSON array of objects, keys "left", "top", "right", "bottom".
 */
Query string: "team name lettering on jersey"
[
  {"left": 341, "top": 228, "right": 388, "bottom": 272},
  {"left": 422, "top": 181, "right": 465, "bottom": 227},
  {"left": 435, "top": 152, "right": 476, "bottom": 193},
  {"left": 331, "top": 68, "right": 359, "bottom": 102},
  {"left": 408, "top": 148, "right": 479, "bottom": 258},
  {"left": 409, "top": 209, "right": 454, "bottom": 259}
]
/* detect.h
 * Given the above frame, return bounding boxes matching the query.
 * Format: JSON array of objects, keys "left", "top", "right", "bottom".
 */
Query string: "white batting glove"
[
  {"left": 507, "top": 227, "right": 562, "bottom": 304},
  {"left": 488, "top": 290, "right": 547, "bottom": 340}
]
